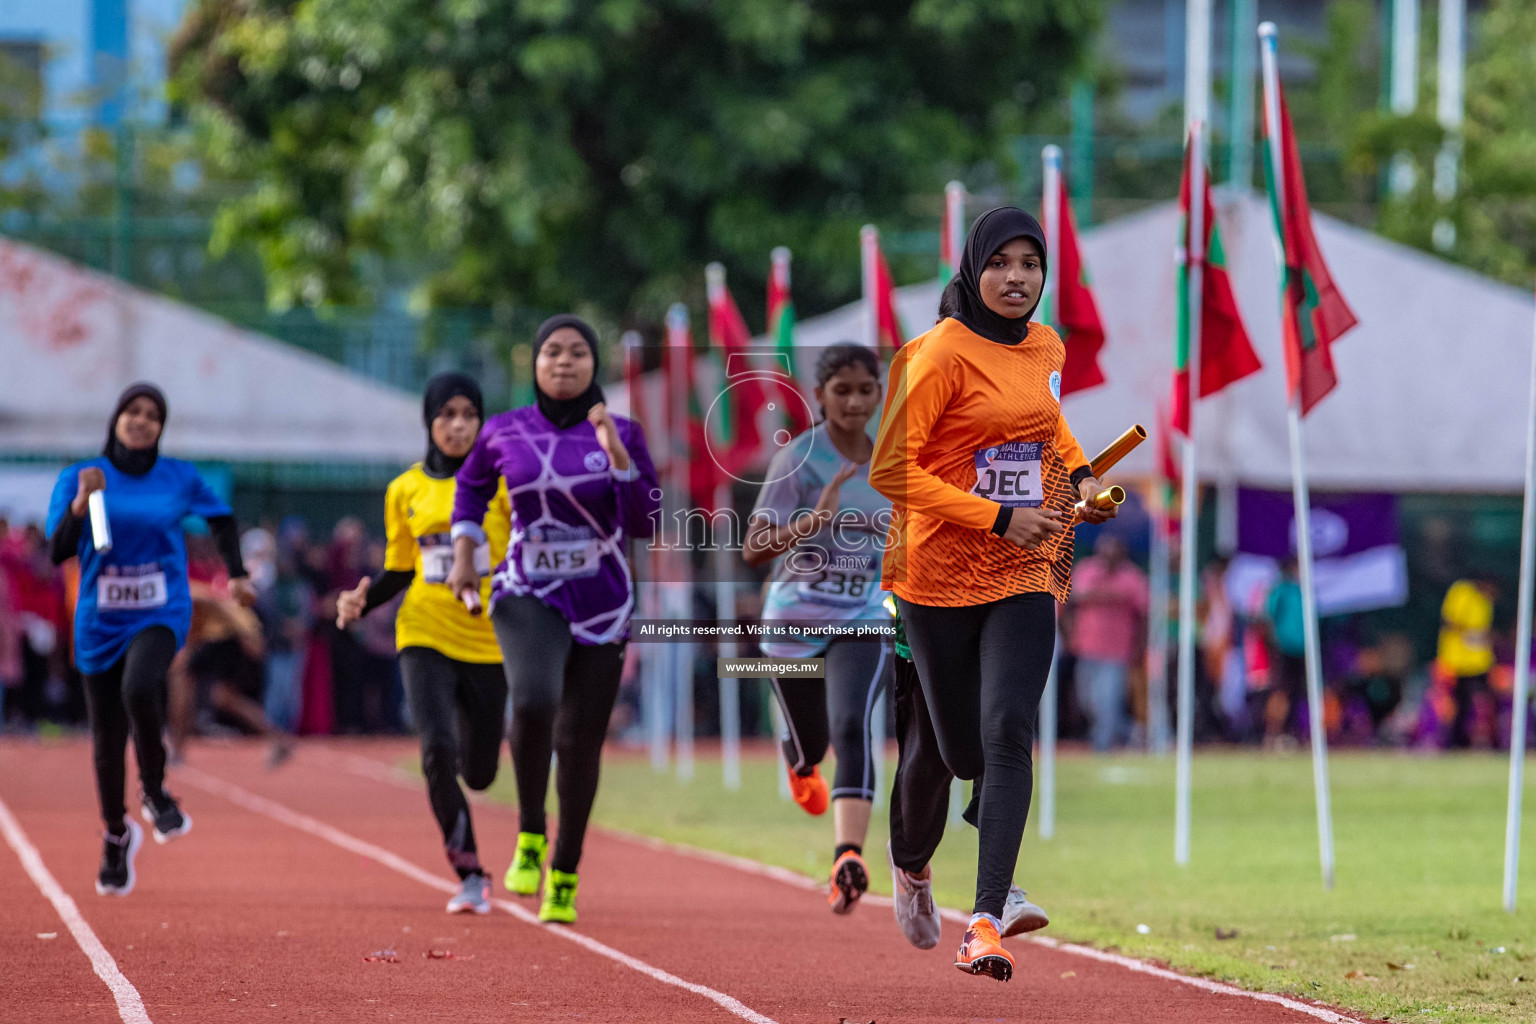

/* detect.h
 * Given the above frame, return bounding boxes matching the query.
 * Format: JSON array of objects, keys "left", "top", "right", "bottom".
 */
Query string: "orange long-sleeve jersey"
[{"left": 870, "top": 317, "right": 1089, "bottom": 606}]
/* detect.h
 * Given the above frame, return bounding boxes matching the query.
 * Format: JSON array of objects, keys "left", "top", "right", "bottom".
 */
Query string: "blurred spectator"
[
  {"left": 1437, "top": 575, "right": 1499, "bottom": 748},
  {"left": 1260, "top": 556, "right": 1308, "bottom": 749},
  {"left": 327, "top": 517, "right": 370, "bottom": 733},
  {"left": 170, "top": 580, "right": 293, "bottom": 767},
  {"left": 1343, "top": 633, "right": 1410, "bottom": 743},
  {"left": 0, "top": 520, "right": 23, "bottom": 720},
  {"left": 1067, "top": 535, "right": 1148, "bottom": 752},
  {"left": 248, "top": 527, "right": 314, "bottom": 733},
  {"left": 346, "top": 537, "right": 406, "bottom": 734},
  {"left": 1202, "top": 555, "right": 1249, "bottom": 740},
  {"left": 0, "top": 519, "right": 78, "bottom": 727}
]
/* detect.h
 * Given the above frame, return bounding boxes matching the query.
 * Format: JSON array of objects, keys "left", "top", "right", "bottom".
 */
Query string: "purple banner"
[{"left": 1236, "top": 488, "right": 1399, "bottom": 560}]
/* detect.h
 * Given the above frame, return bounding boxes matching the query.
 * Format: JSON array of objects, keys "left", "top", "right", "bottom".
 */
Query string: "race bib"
[
  {"left": 970, "top": 441, "right": 1044, "bottom": 508},
  {"left": 522, "top": 525, "right": 601, "bottom": 581},
  {"left": 97, "top": 569, "right": 168, "bottom": 612},
  {"left": 419, "top": 533, "right": 490, "bottom": 584},
  {"left": 795, "top": 554, "right": 876, "bottom": 608}
]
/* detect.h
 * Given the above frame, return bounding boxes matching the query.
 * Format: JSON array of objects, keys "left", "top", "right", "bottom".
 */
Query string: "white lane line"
[
  {"left": 609, "top": 827, "right": 1366, "bottom": 1024},
  {"left": 176, "top": 766, "right": 779, "bottom": 1024},
  {"left": 0, "top": 794, "right": 153, "bottom": 1024},
  {"left": 323, "top": 747, "right": 1366, "bottom": 1023}
]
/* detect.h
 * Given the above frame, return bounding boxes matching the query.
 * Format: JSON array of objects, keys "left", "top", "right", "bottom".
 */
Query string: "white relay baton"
[{"left": 87, "top": 489, "right": 113, "bottom": 554}]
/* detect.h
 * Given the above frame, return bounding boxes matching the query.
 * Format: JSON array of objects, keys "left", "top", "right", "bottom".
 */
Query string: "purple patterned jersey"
[{"left": 451, "top": 406, "right": 658, "bottom": 645}]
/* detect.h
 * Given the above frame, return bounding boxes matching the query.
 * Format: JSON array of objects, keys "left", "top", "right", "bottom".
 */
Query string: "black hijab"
[
  {"left": 102, "top": 382, "right": 167, "bottom": 476},
  {"left": 954, "top": 206, "right": 1049, "bottom": 346},
  {"left": 532, "top": 314, "right": 606, "bottom": 430},
  {"left": 421, "top": 372, "right": 484, "bottom": 479}
]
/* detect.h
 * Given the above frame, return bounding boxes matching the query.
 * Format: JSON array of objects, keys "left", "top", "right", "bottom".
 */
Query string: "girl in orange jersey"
[{"left": 869, "top": 207, "right": 1114, "bottom": 982}]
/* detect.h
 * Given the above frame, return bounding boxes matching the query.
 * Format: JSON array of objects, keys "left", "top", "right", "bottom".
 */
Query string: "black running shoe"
[
  {"left": 96, "top": 821, "right": 143, "bottom": 896},
  {"left": 141, "top": 789, "right": 192, "bottom": 843},
  {"left": 828, "top": 850, "right": 869, "bottom": 915}
]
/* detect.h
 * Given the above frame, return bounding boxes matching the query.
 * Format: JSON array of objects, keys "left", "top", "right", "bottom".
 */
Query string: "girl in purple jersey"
[{"left": 447, "top": 314, "right": 658, "bottom": 924}]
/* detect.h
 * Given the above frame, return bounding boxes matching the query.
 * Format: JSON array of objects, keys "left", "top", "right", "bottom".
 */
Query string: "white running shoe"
[
  {"left": 887, "top": 842, "right": 942, "bottom": 950},
  {"left": 1000, "top": 884, "right": 1049, "bottom": 936},
  {"left": 446, "top": 873, "right": 492, "bottom": 915}
]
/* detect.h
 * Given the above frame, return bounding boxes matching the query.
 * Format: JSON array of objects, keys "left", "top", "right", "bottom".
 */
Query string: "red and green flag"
[
  {"left": 939, "top": 181, "right": 966, "bottom": 280},
  {"left": 1171, "top": 129, "right": 1263, "bottom": 435},
  {"left": 1050, "top": 170, "right": 1108, "bottom": 396},
  {"left": 768, "top": 247, "right": 795, "bottom": 362},
  {"left": 766, "top": 248, "right": 812, "bottom": 435},
  {"left": 1264, "top": 86, "right": 1357, "bottom": 415},
  {"left": 862, "top": 226, "right": 906, "bottom": 353},
  {"left": 664, "top": 304, "right": 719, "bottom": 513},
  {"left": 705, "top": 263, "right": 766, "bottom": 479}
]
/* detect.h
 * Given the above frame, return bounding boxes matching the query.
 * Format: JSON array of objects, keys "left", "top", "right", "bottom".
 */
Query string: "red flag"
[
  {"left": 765, "top": 249, "right": 812, "bottom": 435},
  {"left": 1171, "top": 129, "right": 1263, "bottom": 434},
  {"left": 1053, "top": 171, "right": 1108, "bottom": 395},
  {"left": 862, "top": 226, "right": 906, "bottom": 352},
  {"left": 665, "top": 305, "right": 719, "bottom": 512},
  {"left": 1265, "top": 88, "right": 1357, "bottom": 415},
  {"left": 705, "top": 264, "right": 766, "bottom": 478}
]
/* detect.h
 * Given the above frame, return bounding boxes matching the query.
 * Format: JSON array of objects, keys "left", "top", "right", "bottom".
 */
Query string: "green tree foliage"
[
  {"left": 1352, "top": 0, "right": 1536, "bottom": 286},
  {"left": 170, "top": 0, "right": 1103, "bottom": 328},
  {"left": 0, "top": 49, "right": 46, "bottom": 216}
]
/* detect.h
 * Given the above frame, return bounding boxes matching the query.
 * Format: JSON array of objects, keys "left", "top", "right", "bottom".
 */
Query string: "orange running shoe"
[
  {"left": 954, "top": 916, "right": 1015, "bottom": 982},
  {"left": 786, "top": 766, "right": 829, "bottom": 816},
  {"left": 827, "top": 850, "right": 869, "bottom": 914}
]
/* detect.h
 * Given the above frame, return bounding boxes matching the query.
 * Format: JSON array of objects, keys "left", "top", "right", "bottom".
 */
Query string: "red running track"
[{"left": 0, "top": 738, "right": 1374, "bottom": 1024}]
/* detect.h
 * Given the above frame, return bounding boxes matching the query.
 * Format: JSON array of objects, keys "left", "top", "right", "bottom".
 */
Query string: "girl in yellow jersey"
[
  {"left": 336, "top": 373, "right": 511, "bottom": 915},
  {"left": 870, "top": 208, "right": 1115, "bottom": 982}
]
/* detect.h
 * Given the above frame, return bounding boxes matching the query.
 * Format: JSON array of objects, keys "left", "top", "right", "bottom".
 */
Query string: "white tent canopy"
[
  {"left": 0, "top": 237, "right": 422, "bottom": 463},
  {"left": 774, "top": 194, "right": 1536, "bottom": 493}
]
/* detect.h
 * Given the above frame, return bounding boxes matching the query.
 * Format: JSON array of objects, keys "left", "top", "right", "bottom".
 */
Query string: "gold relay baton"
[
  {"left": 1070, "top": 425, "right": 1146, "bottom": 524},
  {"left": 1089, "top": 424, "right": 1147, "bottom": 478}
]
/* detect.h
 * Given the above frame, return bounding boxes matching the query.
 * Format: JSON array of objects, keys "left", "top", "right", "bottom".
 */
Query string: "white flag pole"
[
  {"left": 714, "top": 483, "right": 742, "bottom": 792},
  {"left": 1502, "top": 288, "right": 1536, "bottom": 912},
  {"left": 665, "top": 301, "right": 696, "bottom": 783},
  {"left": 1039, "top": 145, "right": 1064, "bottom": 841},
  {"left": 1261, "top": 20, "right": 1336, "bottom": 891},
  {"left": 943, "top": 181, "right": 966, "bottom": 279},
  {"left": 861, "top": 225, "right": 880, "bottom": 351},
  {"left": 629, "top": 327, "right": 666, "bottom": 774},
  {"left": 1148, "top": 458, "right": 1172, "bottom": 756},
  {"left": 703, "top": 264, "right": 741, "bottom": 791},
  {"left": 1388, "top": 0, "right": 1420, "bottom": 197},
  {"left": 654, "top": 304, "right": 695, "bottom": 774},
  {"left": 1173, "top": 120, "right": 1206, "bottom": 867},
  {"left": 1040, "top": 626, "right": 1060, "bottom": 841},
  {"left": 1433, "top": 0, "right": 1464, "bottom": 250},
  {"left": 1174, "top": 0, "right": 1213, "bottom": 866}
]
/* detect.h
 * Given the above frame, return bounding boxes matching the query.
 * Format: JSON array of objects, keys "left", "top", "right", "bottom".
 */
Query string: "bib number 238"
[{"left": 970, "top": 441, "right": 1044, "bottom": 508}]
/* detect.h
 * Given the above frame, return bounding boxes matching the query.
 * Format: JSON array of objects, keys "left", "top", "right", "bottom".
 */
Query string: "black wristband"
[
  {"left": 49, "top": 510, "right": 84, "bottom": 566},
  {"left": 207, "top": 515, "right": 248, "bottom": 579},
  {"left": 361, "top": 569, "right": 415, "bottom": 615},
  {"left": 990, "top": 504, "right": 1013, "bottom": 537},
  {"left": 1070, "top": 466, "right": 1094, "bottom": 491}
]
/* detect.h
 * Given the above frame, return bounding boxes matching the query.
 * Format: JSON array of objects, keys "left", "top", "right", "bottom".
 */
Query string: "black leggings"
[
  {"left": 771, "top": 639, "right": 890, "bottom": 801},
  {"left": 893, "top": 592, "right": 1055, "bottom": 919},
  {"left": 491, "top": 596, "right": 625, "bottom": 875},
  {"left": 83, "top": 627, "right": 178, "bottom": 831},
  {"left": 399, "top": 647, "right": 507, "bottom": 879}
]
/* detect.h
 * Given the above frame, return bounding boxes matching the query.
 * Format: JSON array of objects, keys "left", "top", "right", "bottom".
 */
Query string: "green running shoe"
[
  {"left": 538, "top": 869, "right": 579, "bottom": 924},
  {"left": 505, "top": 832, "right": 546, "bottom": 896}
]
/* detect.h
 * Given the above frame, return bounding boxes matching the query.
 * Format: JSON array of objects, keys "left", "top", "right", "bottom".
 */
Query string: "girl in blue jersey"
[
  {"left": 744, "top": 343, "right": 893, "bottom": 915},
  {"left": 46, "top": 383, "right": 254, "bottom": 896}
]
